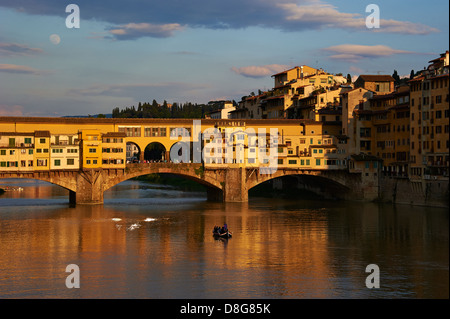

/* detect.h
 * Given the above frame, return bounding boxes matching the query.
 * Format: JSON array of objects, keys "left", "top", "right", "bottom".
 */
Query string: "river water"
[{"left": 0, "top": 178, "right": 448, "bottom": 299}]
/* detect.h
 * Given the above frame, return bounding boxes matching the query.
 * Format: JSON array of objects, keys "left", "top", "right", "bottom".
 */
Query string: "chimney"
[{"left": 300, "top": 65, "right": 304, "bottom": 79}]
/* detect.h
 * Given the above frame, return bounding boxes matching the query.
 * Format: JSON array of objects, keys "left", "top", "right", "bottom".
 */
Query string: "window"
[
  {"left": 40, "top": 138, "right": 46, "bottom": 144},
  {"left": 315, "top": 159, "right": 321, "bottom": 166},
  {"left": 306, "top": 159, "right": 310, "bottom": 165},
  {"left": 25, "top": 138, "right": 32, "bottom": 144},
  {"left": 0, "top": 150, "right": 5, "bottom": 155},
  {"left": 86, "top": 160, "right": 91, "bottom": 164},
  {"left": 67, "top": 159, "right": 75, "bottom": 165},
  {"left": 93, "top": 160, "right": 97, "bottom": 164},
  {"left": 89, "top": 148, "right": 96, "bottom": 153},
  {"left": 54, "top": 159, "right": 61, "bottom": 166},
  {"left": 288, "top": 160, "right": 297, "bottom": 164},
  {"left": 37, "top": 159, "right": 47, "bottom": 166}
]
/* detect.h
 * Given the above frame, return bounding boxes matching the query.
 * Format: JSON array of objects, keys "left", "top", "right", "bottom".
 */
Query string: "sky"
[{"left": 0, "top": 0, "right": 448, "bottom": 117}]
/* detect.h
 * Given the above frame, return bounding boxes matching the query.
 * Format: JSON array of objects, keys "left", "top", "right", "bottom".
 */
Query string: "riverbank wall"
[{"left": 379, "top": 177, "right": 449, "bottom": 208}]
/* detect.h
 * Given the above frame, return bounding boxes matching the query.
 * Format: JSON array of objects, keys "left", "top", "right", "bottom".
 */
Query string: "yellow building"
[
  {"left": 409, "top": 51, "right": 449, "bottom": 180},
  {"left": 0, "top": 132, "right": 35, "bottom": 171},
  {"left": 78, "top": 130, "right": 102, "bottom": 169},
  {"left": 101, "top": 132, "right": 126, "bottom": 168},
  {"left": 50, "top": 134, "right": 80, "bottom": 170},
  {"left": 34, "top": 131, "right": 51, "bottom": 171},
  {"left": 369, "top": 85, "right": 410, "bottom": 176}
]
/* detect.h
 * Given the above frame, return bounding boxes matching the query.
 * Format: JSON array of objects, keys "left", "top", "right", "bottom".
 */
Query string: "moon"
[{"left": 49, "top": 34, "right": 61, "bottom": 45}]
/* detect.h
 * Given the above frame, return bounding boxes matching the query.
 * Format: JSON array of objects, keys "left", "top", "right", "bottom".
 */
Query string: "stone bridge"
[{"left": 0, "top": 163, "right": 374, "bottom": 204}]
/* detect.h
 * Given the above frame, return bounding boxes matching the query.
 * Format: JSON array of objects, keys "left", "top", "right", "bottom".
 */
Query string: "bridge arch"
[
  {"left": 103, "top": 164, "right": 223, "bottom": 199},
  {"left": 144, "top": 142, "right": 167, "bottom": 162},
  {"left": 246, "top": 170, "right": 353, "bottom": 200},
  {"left": 126, "top": 141, "right": 141, "bottom": 162},
  {"left": 0, "top": 173, "right": 77, "bottom": 193}
]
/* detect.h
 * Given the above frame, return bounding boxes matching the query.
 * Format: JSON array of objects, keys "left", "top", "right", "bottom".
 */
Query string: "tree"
[
  {"left": 410, "top": 69, "right": 415, "bottom": 80},
  {"left": 392, "top": 70, "right": 400, "bottom": 85},
  {"left": 346, "top": 74, "right": 352, "bottom": 84}
]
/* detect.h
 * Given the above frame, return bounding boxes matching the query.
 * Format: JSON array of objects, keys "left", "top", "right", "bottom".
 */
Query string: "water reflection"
[{"left": 0, "top": 179, "right": 448, "bottom": 298}]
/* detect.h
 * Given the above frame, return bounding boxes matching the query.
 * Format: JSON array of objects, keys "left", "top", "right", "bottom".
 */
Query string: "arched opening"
[
  {"left": 105, "top": 172, "right": 223, "bottom": 202},
  {"left": 0, "top": 177, "right": 73, "bottom": 203},
  {"left": 126, "top": 142, "right": 141, "bottom": 163},
  {"left": 249, "top": 174, "right": 350, "bottom": 201},
  {"left": 144, "top": 142, "right": 167, "bottom": 162}
]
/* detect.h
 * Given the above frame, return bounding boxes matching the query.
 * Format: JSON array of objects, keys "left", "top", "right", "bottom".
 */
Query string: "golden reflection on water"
[{"left": 0, "top": 180, "right": 448, "bottom": 298}]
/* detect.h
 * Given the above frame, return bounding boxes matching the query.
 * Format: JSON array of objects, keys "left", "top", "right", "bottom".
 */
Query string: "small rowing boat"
[{"left": 212, "top": 226, "right": 232, "bottom": 238}]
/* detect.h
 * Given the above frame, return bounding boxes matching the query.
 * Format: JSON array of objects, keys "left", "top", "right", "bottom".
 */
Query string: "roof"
[
  {"left": 271, "top": 65, "right": 317, "bottom": 77},
  {"left": 102, "top": 132, "right": 127, "bottom": 138},
  {"left": 356, "top": 75, "right": 395, "bottom": 82},
  {"left": 34, "top": 130, "right": 51, "bottom": 137},
  {"left": 340, "top": 87, "right": 373, "bottom": 95}
]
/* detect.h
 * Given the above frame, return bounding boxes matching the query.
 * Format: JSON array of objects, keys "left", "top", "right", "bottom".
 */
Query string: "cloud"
[
  {"left": 276, "top": 2, "right": 439, "bottom": 34},
  {"left": 107, "top": 23, "right": 185, "bottom": 40},
  {"left": 0, "top": 63, "right": 45, "bottom": 75},
  {"left": 231, "top": 64, "right": 289, "bottom": 78},
  {"left": 0, "top": 42, "right": 43, "bottom": 56},
  {"left": 0, "top": 104, "right": 24, "bottom": 116},
  {"left": 323, "top": 44, "right": 415, "bottom": 62},
  {"left": 0, "top": 0, "right": 439, "bottom": 38}
]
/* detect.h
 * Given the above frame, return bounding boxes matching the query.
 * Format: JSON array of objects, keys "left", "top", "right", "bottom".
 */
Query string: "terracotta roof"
[
  {"left": 356, "top": 75, "right": 395, "bottom": 82},
  {"left": 102, "top": 132, "right": 127, "bottom": 138},
  {"left": 34, "top": 130, "right": 51, "bottom": 137}
]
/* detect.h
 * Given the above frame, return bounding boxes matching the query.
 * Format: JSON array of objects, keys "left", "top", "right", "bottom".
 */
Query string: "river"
[{"left": 0, "top": 178, "right": 448, "bottom": 299}]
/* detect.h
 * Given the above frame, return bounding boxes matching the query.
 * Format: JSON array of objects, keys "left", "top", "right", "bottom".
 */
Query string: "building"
[
  {"left": 204, "top": 101, "right": 236, "bottom": 119},
  {"left": 78, "top": 130, "right": 102, "bottom": 169},
  {"left": 369, "top": 85, "right": 410, "bottom": 176},
  {"left": 340, "top": 87, "right": 375, "bottom": 156},
  {"left": 102, "top": 132, "right": 126, "bottom": 168},
  {"left": 409, "top": 51, "right": 449, "bottom": 180},
  {"left": 354, "top": 75, "right": 395, "bottom": 94},
  {"left": 50, "top": 133, "right": 80, "bottom": 170},
  {"left": 0, "top": 132, "right": 35, "bottom": 171}
]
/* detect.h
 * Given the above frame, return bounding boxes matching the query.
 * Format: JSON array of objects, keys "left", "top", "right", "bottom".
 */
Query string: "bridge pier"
[
  {"left": 75, "top": 170, "right": 104, "bottom": 205},
  {"left": 223, "top": 168, "right": 248, "bottom": 202}
]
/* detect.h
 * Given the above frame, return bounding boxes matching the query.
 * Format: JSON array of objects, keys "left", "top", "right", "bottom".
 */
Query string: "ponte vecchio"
[{"left": 0, "top": 116, "right": 379, "bottom": 204}]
